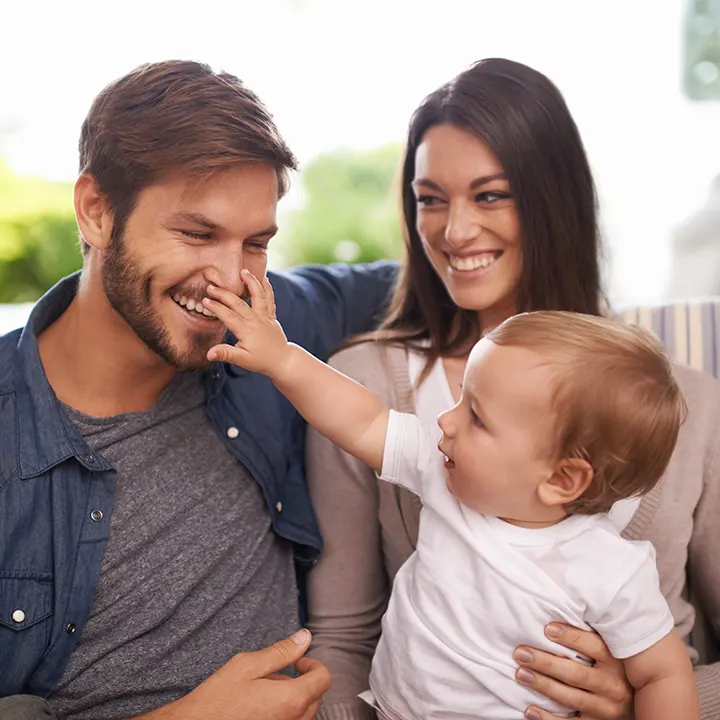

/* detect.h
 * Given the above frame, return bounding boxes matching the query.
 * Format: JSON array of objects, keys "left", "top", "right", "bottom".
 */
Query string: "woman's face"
[{"left": 412, "top": 123, "right": 522, "bottom": 329}]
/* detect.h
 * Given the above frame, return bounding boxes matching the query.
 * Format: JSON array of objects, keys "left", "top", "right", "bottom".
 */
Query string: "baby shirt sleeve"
[
  {"left": 587, "top": 541, "right": 674, "bottom": 659},
  {"left": 378, "top": 410, "right": 436, "bottom": 499}
]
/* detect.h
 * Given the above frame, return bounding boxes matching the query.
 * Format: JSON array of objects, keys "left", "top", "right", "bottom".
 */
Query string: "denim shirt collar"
[{"left": 14, "top": 272, "right": 113, "bottom": 478}]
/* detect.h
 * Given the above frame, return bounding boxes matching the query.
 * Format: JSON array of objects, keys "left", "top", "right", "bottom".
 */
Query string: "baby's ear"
[{"left": 537, "top": 457, "right": 593, "bottom": 509}]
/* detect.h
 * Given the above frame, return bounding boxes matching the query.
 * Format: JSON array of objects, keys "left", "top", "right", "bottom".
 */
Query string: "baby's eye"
[{"left": 470, "top": 409, "right": 485, "bottom": 429}]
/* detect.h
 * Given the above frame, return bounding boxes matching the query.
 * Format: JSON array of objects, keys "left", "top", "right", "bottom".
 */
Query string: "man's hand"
[
  {"left": 138, "top": 629, "right": 331, "bottom": 720},
  {"left": 205, "top": 270, "right": 293, "bottom": 382},
  {"left": 514, "top": 623, "right": 633, "bottom": 720}
]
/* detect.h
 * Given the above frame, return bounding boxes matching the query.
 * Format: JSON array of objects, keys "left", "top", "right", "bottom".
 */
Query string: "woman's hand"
[{"left": 513, "top": 623, "right": 633, "bottom": 720}]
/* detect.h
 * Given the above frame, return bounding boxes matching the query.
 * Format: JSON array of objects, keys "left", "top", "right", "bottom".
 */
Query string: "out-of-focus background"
[{"left": 2, "top": 0, "right": 719, "bottom": 334}]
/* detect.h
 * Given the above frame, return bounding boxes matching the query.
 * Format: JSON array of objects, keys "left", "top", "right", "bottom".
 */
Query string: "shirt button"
[
  {"left": 12, "top": 609, "right": 25, "bottom": 623},
  {"left": 91, "top": 509, "right": 104, "bottom": 522},
  {"left": 276, "top": 501, "right": 283, "bottom": 513},
  {"left": 226, "top": 427, "right": 239, "bottom": 439},
  {"left": 66, "top": 623, "right": 77, "bottom": 635}
]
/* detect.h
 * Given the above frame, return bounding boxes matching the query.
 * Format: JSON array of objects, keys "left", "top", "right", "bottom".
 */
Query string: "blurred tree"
[
  {"left": 684, "top": 0, "right": 720, "bottom": 100},
  {"left": 278, "top": 143, "right": 404, "bottom": 266},
  {"left": 0, "top": 161, "right": 81, "bottom": 302},
  {"left": 0, "top": 142, "right": 407, "bottom": 302}
]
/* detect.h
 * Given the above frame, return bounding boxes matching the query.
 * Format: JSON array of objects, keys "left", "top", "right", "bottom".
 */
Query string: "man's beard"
[{"left": 102, "top": 236, "right": 222, "bottom": 371}]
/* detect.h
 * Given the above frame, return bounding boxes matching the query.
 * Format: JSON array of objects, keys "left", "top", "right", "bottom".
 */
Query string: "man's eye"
[
  {"left": 247, "top": 242, "right": 269, "bottom": 252},
  {"left": 181, "top": 230, "right": 212, "bottom": 240}
]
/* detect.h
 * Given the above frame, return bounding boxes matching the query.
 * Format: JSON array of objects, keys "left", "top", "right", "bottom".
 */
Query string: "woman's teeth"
[
  {"left": 172, "top": 294, "right": 216, "bottom": 318},
  {"left": 448, "top": 253, "right": 499, "bottom": 272}
]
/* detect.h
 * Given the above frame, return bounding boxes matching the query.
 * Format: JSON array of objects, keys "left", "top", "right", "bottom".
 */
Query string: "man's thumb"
[{"left": 244, "top": 629, "right": 312, "bottom": 679}]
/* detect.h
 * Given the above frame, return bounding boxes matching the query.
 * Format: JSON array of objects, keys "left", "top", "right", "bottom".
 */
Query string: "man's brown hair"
[
  {"left": 486, "top": 311, "right": 687, "bottom": 514},
  {"left": 78, "top": 60, "right": 297, "bottom": 251}
]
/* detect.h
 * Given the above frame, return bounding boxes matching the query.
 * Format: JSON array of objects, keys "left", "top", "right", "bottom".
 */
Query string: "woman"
[{"left": 306, "top": 58, "right": 720, "bottom": 720}]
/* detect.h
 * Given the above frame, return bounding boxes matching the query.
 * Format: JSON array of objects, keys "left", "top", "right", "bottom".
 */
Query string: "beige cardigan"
[{"left": 306, "top": 342, "right": 720, "bottom": 720}]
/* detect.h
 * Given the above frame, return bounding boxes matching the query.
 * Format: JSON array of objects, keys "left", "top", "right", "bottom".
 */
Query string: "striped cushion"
[
  {"left": 620, "top": 299, "right": 720, "bottom": 380},
  {"left": 621, "top": 298, "right": 720, "bottom": 663}
]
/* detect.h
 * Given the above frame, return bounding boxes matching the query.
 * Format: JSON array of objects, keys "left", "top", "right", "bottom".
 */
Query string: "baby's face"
[{"left": 437, "top": 339, "right": 558, "bottom": 520}]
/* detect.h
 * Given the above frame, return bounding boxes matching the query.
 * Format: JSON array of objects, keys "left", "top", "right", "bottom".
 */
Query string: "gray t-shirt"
[{"left": 49, "top": 372, "right": 299, "bottom": 720}]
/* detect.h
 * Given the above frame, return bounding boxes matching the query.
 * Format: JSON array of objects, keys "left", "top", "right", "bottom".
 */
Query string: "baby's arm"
[
  {"left": 623, "top": 629, "right": 699, "bottom": 720},
  {"left": 204, "top": 271, "right": 388, "bottom": 473}
]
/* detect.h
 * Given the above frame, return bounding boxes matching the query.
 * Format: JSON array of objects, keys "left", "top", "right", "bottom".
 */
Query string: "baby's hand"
[{"left": 205, "top": 270, "right": 291, "bottom": 380}]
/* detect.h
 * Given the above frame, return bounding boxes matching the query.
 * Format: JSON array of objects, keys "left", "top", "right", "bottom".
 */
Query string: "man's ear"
[
  {"left": 537, "top": 457, "right": 593, "bottom": 509},
  {"left": 74, "top": 174, "right": 113, "bottom": 252}
]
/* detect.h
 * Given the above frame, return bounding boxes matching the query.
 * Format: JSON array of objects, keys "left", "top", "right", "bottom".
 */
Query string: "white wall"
[{"left": 2, "top": 0, "right": 718, "bottom": 306}]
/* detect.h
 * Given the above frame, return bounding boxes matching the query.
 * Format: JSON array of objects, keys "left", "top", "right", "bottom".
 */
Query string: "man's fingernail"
[
  {"left": 207, "top": 284, "right": 216, "bottom": 292},
  {"left": 545, "top": 623, "right": 562, "bottom": 638},
  {"left": 291, "top": 629, "right": 310, "bottom": 645},
  {"left": 516, "top": 668, "right": 535, "bottom": 685},
  {"left": 525, "top": 709, "right": 542, "bottom": 720},
  {"left": 514, "top": 648, "right": 534, "bottom": 663}
]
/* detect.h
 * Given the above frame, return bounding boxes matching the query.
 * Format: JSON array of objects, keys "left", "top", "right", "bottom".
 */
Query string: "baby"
[{"left": 203, "top": 271, "right": 700, "bottom": 720}]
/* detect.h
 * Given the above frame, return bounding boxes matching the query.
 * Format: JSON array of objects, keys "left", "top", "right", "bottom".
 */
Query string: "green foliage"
[
  {"left": 277, "top": 143, "right": 405, "bottom": 266},
  {"left": 0, "top": 142, "right": 405, "bottom": 303},
  {"left": 0, "top": 162, "right": 81, "bottom": 302},
  {"left": 684, "top": 0, "right": 720, "bottom": 100}
]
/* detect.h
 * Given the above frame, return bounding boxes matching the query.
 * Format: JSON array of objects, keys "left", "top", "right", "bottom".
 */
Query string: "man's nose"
[{"left": 204, "top": 244, "right": 246, "bottom": 297}]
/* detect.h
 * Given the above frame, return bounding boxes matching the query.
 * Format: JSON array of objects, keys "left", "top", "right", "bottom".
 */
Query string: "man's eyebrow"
[
  {"left": 164, "top": 211, "right": 221, "bottom": 231},
  {"left": 249, "top": 224, "right": 279, "bottom": 239},
  {"left": 163, "top": 212, "right": 278, "bottom": 238}
]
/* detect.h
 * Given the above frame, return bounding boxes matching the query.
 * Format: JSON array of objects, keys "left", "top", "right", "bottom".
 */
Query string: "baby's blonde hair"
[{"left": 485, "top": 311, "right": 686, "bottom": 514}]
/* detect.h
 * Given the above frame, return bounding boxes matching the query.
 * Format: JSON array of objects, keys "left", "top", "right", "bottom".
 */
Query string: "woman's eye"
[
  {"left": 476, "top": 191, "right": 511, "bottom": 204},
  {"left": 416, "top": 195, "right": 442, "bottom": 207}
]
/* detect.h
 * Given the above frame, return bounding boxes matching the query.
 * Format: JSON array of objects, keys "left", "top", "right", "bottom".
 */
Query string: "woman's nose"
[{"left": 445, "top": 203, "right": 483, "bottom": 249}]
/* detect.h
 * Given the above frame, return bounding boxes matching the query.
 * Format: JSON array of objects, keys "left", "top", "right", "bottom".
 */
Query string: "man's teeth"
[
  {"left": 172, "top": 294, "right": 216, "bottom": 318},
  {"left": 448, "top": 254, "right": 499, "bottom": 272}
]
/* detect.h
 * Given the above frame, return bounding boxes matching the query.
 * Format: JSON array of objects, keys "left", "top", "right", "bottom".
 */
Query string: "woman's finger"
[
  {"left": 543, "top": 623, "right": 613, "bottom": 665},
  {"left": 513, "top": 646, "right": 626, "bottom": 700},
  {"left": 515, "top": 667, "right": 622, "bottom": 720},
  {"left": 522, "top": 705, "right": 581, "bottom": 720}
]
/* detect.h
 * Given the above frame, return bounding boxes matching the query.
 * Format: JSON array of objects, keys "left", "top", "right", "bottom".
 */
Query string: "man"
[{"left": 0, "top": 60, "right": 396, "bottom": 720}]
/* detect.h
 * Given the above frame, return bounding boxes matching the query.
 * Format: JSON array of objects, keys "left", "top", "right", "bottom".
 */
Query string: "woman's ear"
[
  {"left": 537, "top": 457, "right": 593, "bottom": 509},
  {"left": 75, "top": 174, "right": 113, "bottom": 252}
]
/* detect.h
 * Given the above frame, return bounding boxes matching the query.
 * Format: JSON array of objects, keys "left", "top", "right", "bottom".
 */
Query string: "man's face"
[{"left": 101, "top": 164, "right": 279, "bottom": 370}]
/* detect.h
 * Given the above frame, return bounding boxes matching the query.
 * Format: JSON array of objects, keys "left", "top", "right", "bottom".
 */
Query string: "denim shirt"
[{"left": 0, "top": 261, "right": 396, "bottom": 697}]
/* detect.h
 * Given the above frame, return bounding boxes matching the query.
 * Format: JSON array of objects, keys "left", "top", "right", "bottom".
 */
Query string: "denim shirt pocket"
[{"left": 0, "top": 572, "right": 53, "bottom": 692}]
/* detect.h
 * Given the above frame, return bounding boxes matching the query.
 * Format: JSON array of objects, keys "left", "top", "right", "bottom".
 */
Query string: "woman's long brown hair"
[{"left": 351, "top": 58, "right": 605, "bottom": 380}]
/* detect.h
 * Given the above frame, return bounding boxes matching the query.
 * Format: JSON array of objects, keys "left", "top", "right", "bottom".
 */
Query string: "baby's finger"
[
  {"left": 206, "top": 342, "right": 252, "bottom": 366},
  {"left": 262, "top": 276, "right": 277, "bottom": 319},
  {"left": 241, "top": 269, "right": 271, "bottom": 317},
  {"left": 202, "top": 297, "right": 251, "bottom": 339},
  {"left": 205, "top": 285, "right": 253, "bottom": 320}
]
